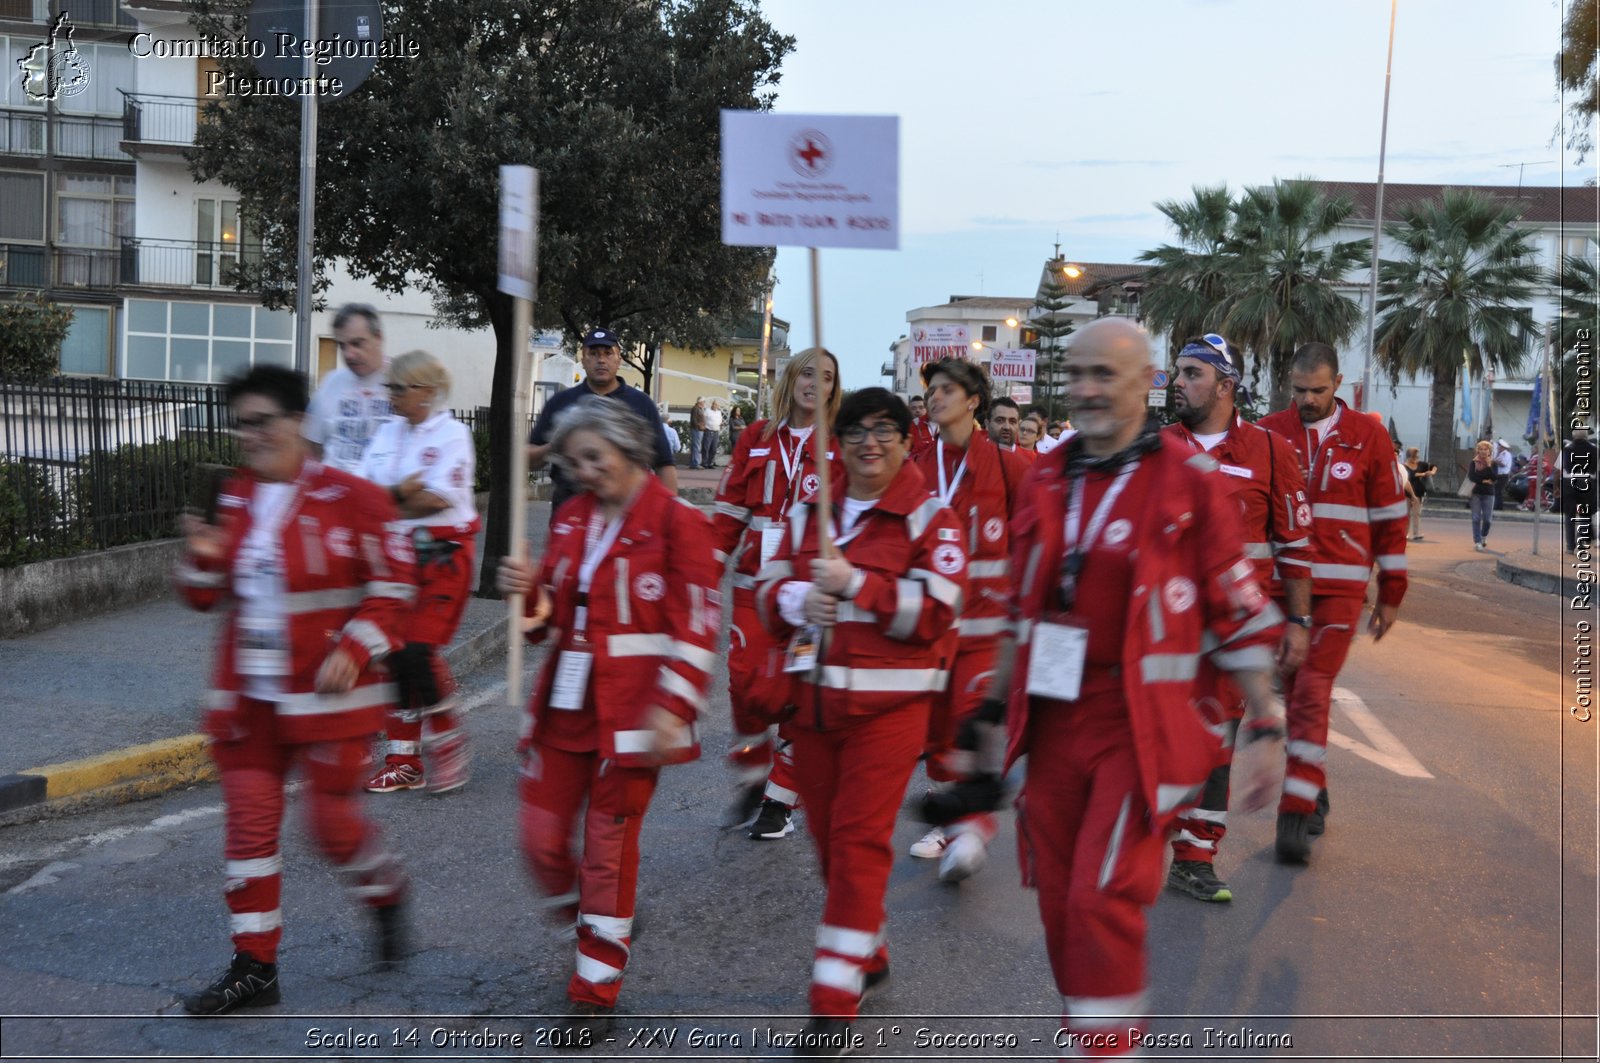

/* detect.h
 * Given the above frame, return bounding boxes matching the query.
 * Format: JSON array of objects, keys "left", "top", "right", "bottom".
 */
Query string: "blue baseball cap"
[{"left": 582, "top": 327, "right": 619, "bottom": 348}]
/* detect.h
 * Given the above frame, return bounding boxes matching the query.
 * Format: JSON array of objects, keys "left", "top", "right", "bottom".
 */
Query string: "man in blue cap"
[
  {"left": 1164, "top": 333, "right": 1313, "bottom": 897},
  {"left": 528, "top": 328, "right": 679, "bottom": 517}
]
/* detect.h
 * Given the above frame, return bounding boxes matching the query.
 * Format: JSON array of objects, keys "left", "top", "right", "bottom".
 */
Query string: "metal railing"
[
  {"left": 0, "top": 244, "right": 121, "bottom": 290},
  {"left": 120, "top": 92, "right": 198, "bottom": 148},
  {"left": 0, "top": 243, "right": 49, "bottom": 288},
  {"left": 1, "top": 109, "right": 129, "bottom": 160},
  {"left": 120, "top": 237, "right": 264, "bottom": 290},
  {"left": 1, "top": 377, "right": 235, "bottom": 565}
]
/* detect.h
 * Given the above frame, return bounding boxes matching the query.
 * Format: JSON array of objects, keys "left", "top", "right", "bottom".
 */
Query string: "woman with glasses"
[
  {"left": 173, "top": 365, "right": 414, "bottom": 1015},
  {"left": 756, "top": 388, "right": 966, "bottom": 1050},
  {"left": 358, "top": 351, "right": 479, "bottom": 795},
  {"left": 496, "top": 397, "right": 719, "bottom": 1032},
  {"left": 710, "top": 347, "right": 843, "bottom": 840}
]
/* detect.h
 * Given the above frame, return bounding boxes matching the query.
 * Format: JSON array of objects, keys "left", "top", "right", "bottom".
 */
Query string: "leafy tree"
[
  {"left": 1215, "top": 180, "right": 1369, "bottom": 410},
  {"left": 1374, "top": 188, "right": 1541, "bottom": 479},
  {"left": 0, "top": 294, "right": 74, "bottom": 383},
  {"left": 1030, "top": 256, "right": 1075, "bottom": 422},
  {"left": 1551, "top": 254, "right": 1599, "bottom": 433},
  {"left": 1137, "top": 184, "right": 1236, "bottom": 358},
  {"left": 184, "top": 0, "right": 793, "bottom": 592},
  {"left": 1556, "top": 0, "right": 1598, "bottom": 161}
]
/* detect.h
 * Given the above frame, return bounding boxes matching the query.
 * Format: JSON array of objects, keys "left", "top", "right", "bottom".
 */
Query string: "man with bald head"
[{"left": 994, "top": 317, "right": 1286, "bottom": 1055}]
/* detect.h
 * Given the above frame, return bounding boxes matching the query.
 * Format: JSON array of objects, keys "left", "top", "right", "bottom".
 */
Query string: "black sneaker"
[
  {"left": 1275, "top": 812, "right": 1312, "bottom": 865},
  {"left": 373, "top": 899, "right": 408, "bottom": 967},
  {"left": 1166, "top": 859, "right": 1233, "bottom": 902},
  {"left": 862, "top": 964, "right": 890, "bottom": 1000},
  {"left": 1307, "top": 788, "right": 1330, "bottom": 836},
  {"left": 181, "top": 953, "right": 281, "bottom": 1015},
  {"left": 563, "top": 1000, "right": 617, "bottom": 1040},
  {"left": 748, "top": 799, "right": 795, "bottom": 840},
  {"left": 794, "top": 1017, "right": 855, "bottom": 1057}
]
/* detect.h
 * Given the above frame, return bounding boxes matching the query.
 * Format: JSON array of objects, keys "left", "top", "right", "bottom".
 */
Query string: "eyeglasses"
[
  {"left": 231, "top": 412, "right": 284, "bottom": 434},
  {"left": 384, "top": 382, "right": 428, "bottom": 394},
  {"left": 839, "top": 422, "right": 903, "bottom": 444}
]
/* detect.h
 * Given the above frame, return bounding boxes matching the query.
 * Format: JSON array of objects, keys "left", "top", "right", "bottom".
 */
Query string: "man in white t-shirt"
[
  {"left": 1492, "top": 438, "right": 1514, "bottom": 511},
  {"left": 304, "top": 303, "right": 392, "bottom": 475}
]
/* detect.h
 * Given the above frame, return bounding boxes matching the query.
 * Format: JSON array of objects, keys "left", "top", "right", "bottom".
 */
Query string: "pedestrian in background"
[
  {"left": 175, "top": 365, "right": 414, "bottom": 1015},
  {"left": 711, "top": 348, "right": 843, "bottom": 841},
  {"left": 689, "top": 398, "right": 709, "bottom": 469},
  {"left": 757, "top": 388, "right": 966, "bottom": 1050},
  {"left": 1000, "top": 318, "right": 1283, "bottom": 1055},
  {"left": 702, "top": 400, "right": 725, "bottom": 468},
  {"left": 1017, "top": 414, "right": 1043, "bottom": 454},
  {"left": 906, "top": 394, "right": 936, "bottom": 459},
  {"left": 1468, "top": 440, "right": 1498, "bottom": 550},
  {"left": 357, "top": 351, "right": 478, "bottom": 796},
  {"left": 498, "top": 397, "right": 719, "bottom": 1031},
  {"left": 1492, "top": 438, "right": 1514, "bottom": 510},
  {"left": 729, "top": 403, "right": 747, "bottom": 443},
  {"left": 304, "top": 303, "right": 391, "bottom": 474},
  {"left": 1403, "top": 446, "right": 1434, "bottom": 541}
]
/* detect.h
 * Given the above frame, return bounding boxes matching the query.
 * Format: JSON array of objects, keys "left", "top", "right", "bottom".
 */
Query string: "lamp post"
[{"left": 1359, "top": 0, "right": 1398, "bottom": 412}]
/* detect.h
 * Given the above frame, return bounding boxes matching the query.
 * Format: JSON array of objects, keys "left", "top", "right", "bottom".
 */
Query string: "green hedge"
[
  {"left": 0, "top": 458, "right": 66, "bottom": 567},
  {"left": 74, "top": 435, "right": 240, "bottom": 549}
]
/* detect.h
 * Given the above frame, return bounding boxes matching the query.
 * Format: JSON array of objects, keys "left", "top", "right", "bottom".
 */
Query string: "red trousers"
[
  {"left": 519, "top": 741, "right": 660, "bottom": 1008},
  {"left": 1019, "top": 693, "right": 1165, "bottom": 1057},
  {"left": 383, "top": 545, "right": 473, "bottom": 769},
  {"left": 212, "top": 698, "right": 405, "bottom": 964},
  {"left": 1169, "top": 669, "right": 1241, "bottom": 864},
  {"left": 727, "top": 587, "right": 800, "bottom": 806},
  {"left": 791, "top": 701, "right": 928, "bottom": 1018},
  {"left": 1280, "top": 596, "right": 1362, "bottom": 815}
]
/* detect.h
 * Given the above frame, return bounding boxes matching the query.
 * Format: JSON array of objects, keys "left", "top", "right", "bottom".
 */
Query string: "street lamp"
[
  {"left": 1359, "top": 0, "right": 1398, "bottom": 412},
  {"left": 1062, "top": 264, "right": 1083, "bottom": 280}
]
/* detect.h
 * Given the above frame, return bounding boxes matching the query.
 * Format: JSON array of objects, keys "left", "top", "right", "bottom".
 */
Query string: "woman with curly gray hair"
[{"left": 497, "top": 397, "right": 720, "bottom": 1031}]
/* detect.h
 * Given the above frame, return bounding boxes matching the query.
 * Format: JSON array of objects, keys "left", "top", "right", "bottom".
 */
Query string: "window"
[
  {"left": 195, "top": 197, "right": 258, "bottom": 287},
  {"left": 55, "top": 173, "right": 132, "bottom": 286},
  {"left": 123, "top": 298, "right": 294, "bottom": 382},
  {"left": 981, "top": 324, "right": 998, "bottom": 343},
  {"left": 0, "top": 170, "right": 45, "bottom": 241},
  {"left": 1563, "top": 235, "right": 1599, "bottom": 265},
  {"left": 0, "top": 2, "right": 52, "bottom": 20},
  {"left": 55, "top": 43, "right": 134, "bottom": 116},
  {"left": 59, "top": 305, "right": 113, "bottom": 375}
]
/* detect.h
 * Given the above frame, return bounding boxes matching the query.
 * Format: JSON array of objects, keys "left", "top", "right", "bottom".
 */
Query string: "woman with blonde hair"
[
  {"left": 710, "top": 347, "right": 845, "bottom": 839},
  {"left": 358, "top": 351, "right": 480, "bottom": 794},
  {"left": 1467, "top": 439, "right": 1497, "bottom": 551}
]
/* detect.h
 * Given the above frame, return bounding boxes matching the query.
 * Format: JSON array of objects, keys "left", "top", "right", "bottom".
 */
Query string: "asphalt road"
[{"left": 0, "top": 515, "right": 1593, "bottom": 1062}]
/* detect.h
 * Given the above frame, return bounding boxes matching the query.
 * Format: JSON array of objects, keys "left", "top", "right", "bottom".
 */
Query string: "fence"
[{"left": 1, "top": 377, "right": 234, "bottom": 566}]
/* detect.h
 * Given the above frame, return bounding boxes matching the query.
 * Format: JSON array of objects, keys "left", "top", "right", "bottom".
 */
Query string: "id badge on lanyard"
[
  {"left": 760, "top": 523, "right": 786, "bottom": 568},
  {"left": 784, "top": 623, "right": 821, "bottom": 673},
  {"left": 1026, "top": 621, "right": 1088, "bottom": 701},
  {"left": 236, "top": 615, "right": 289, "bottom": 677},
  {"left": 549, "top": 648, "right": 593, "bottom": 710}
]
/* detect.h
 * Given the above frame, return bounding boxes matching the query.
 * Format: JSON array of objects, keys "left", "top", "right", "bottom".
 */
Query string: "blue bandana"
[{"left": 1177, "top": 333, "right": 1242, "bottom": 380}]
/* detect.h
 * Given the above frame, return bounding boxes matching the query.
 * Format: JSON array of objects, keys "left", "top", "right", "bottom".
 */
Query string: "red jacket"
[
  {"left": 522, "top": 478, "right": 719, "bottom": 767},
  {"left": 756, "top": 461, "right": 967, "bottom": 729},
  {"left": 711, "top": 420, "right": 845, "bottom": 588},
  {"left": 908, "top": 417, "right": 937, "bottom": 462},
  {"left": 175, "top": 460, "right": 417, "bottom": 744},
  {"left": 1164, "top": 414, "right": 1314, "bottom": 587},
  {"left": 912, "top": 429, "right": 1033, "bottom": 643},
  {"left": 1257, "top": 400, "right": 1408, "bottom": 606},
  {"left": 1005, "top": 435, "right": 1282, "bottom": 827}
]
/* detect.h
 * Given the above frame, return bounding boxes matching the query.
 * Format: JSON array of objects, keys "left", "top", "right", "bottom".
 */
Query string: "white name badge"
[
  {"left": 784, "top": 623, "right": 820, "bottom": 674},
  {"left": 549, "top": 650, "right": 594, "bottom": 710},
  {"left": 236, "top": 617, "right": 289, "bottom": 677},
  {"left": 1026, "top": 621, "right": 1089, "bottom": 702},
  {"left": 760, "top": 523, "right": 787, "bottom": 568},
  {"left": 1219, "top": 463, "right": 1254, "bottom": 480}
]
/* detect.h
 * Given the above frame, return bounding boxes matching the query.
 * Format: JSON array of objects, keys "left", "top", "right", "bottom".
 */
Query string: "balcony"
[
  {"left": 0, "top": 244, "right": 120, "bottom": 290},
  {"left": 119, "top": 93, "right": 198, "bottom": 157},
  {"left": 0, "top": 108, "right": 129, "bottom": 161},
  {"left": 880, "top": 360, "right": 893, "bottom": 376},
  {"left": 121, "top": 237, "right": 263, "bottom": 291}
]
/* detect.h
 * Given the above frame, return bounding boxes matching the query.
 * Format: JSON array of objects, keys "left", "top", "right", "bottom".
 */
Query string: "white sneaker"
[
  {"left": 938, "top": 832, "right": 988, "bottom": 883},
  {"left": 908, "top": 827, "right": 947, "bottom": 859}
]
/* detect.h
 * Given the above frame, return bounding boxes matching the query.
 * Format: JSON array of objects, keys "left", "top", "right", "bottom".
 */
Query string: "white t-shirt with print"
[{"left": 305, "top": 365, "right": 391, "bottom": 475}]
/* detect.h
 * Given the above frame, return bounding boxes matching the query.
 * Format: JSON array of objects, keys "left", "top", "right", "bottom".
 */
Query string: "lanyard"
[
  {"left": 778, "top": 423, "right": 814, "bottom": 514},
  {"left": 935, "top": 438, "right": 969, "bottom": 507},
  {"left": 574, "top": 511, "right": 626, "bottom": 637},
  {"left": 1059, "top": 463, "right": 1137, "bottom": 609}
]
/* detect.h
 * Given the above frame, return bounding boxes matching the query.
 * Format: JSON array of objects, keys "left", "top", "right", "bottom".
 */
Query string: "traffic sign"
[
  {"left": 1151, "top": 369, "right": 1170, "bottom": 388},
  {"left": 248, "top": 0, "right": 382, "bottom": 99}
]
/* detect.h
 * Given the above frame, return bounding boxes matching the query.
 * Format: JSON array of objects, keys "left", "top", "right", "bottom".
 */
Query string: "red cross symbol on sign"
[
  {"left": 787, "top": 129, "right": 834, "bottom": 178},
  {"left": 796, "top": 139, "right": 824, "bottom": 169}
]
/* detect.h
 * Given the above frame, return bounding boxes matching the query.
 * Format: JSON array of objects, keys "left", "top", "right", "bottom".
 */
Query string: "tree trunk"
[
  {"left": 1266, "top": 346, "right": 1293, "bottom": 414},
  {"left": 1428, "top": 358, "right": 1463, "bottom": 493},
  {"left": 476, "top": 290, "right": 517, "bottom": 598}
]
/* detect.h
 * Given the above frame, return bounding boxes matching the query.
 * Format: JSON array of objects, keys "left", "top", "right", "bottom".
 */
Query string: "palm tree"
[
  {"left": 1137, "top": 184, "right": 1236, "bottom": 359},
  {"left": 1374, "top": 188, "right": 1541, "bottom": 478},
  {"left": 1216, "top": 180, "right": 1370, "bottom": 410}
]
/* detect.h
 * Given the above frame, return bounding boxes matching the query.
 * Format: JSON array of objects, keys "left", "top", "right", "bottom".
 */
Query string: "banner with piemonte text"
[
  {"left": 910, "top": 325, "right": 971, "bottom": 366},
  {"left": 721, "top": 111, "right": 899, "bottom": 250}
]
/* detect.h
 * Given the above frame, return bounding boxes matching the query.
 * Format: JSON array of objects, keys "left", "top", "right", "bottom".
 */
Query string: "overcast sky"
[{"left": 758, "top": 0, "right": 1594, "bottom": 388}]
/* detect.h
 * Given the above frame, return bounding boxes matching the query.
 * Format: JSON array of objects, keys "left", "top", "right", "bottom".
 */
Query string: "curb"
[
  {"left": 1495, "top": 558, "right": 1562, "bottom": 595},
  {"left": 0, "top": 625, "right": 509, "bottom": 823}
]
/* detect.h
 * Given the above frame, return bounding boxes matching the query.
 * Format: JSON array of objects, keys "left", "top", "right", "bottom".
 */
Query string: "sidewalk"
[{"left": 0, "top": 501, "right": 555, "bottom": 822}]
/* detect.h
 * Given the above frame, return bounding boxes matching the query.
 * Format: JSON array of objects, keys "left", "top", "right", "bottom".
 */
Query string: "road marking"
[{"left": 1327, "top": 686, "right": 1433, "bottom": 779}]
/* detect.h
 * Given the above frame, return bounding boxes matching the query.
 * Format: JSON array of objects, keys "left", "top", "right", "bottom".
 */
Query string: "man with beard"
[
  {"left": 1163, "top": 334, "right": 1313, "bottom": 901},
  {"left": 1257, "top": 342, "right": 1408, "bottom": 864}
]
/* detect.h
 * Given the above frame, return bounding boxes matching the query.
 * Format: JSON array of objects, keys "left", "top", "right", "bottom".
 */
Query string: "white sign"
[
  {"left": 1009, "top": 385, "right": 1033, "bottom": 403},
  {"left": 910, "top": 324, "right": 971, "bottom": 366},
  {"left": 721, "top": 111, "right": 900, "bottom": 250},
  {"left": 497, "top": 165, "right": 538, "bottom": 301},
  {"left": 988, "top": 347, "right": 1037, "bottom": 382},
  {"left": 1148, "top": 389, "right": 1167, "bottom": 407}
]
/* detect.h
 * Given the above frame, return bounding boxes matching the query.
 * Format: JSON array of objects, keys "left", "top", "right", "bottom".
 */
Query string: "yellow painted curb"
[{"left": 31, "top": 735, "right": 212, "bottom": 800}]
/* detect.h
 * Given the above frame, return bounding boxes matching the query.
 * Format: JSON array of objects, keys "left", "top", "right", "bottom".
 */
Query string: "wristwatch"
[{"left": 1287, "top": 614, "right": 1313, "bottom": 629}]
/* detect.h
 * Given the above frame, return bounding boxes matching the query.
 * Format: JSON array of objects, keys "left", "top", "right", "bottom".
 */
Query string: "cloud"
[
  {"left": 1069, "top": 212, "right": 1159, "bottom": 224},
  {"left": 1022, "top": 159, "right": 1176, "bottom": 170},
  {"left": 969, "top": 216, "right": 1036, "bottom": 227}
]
